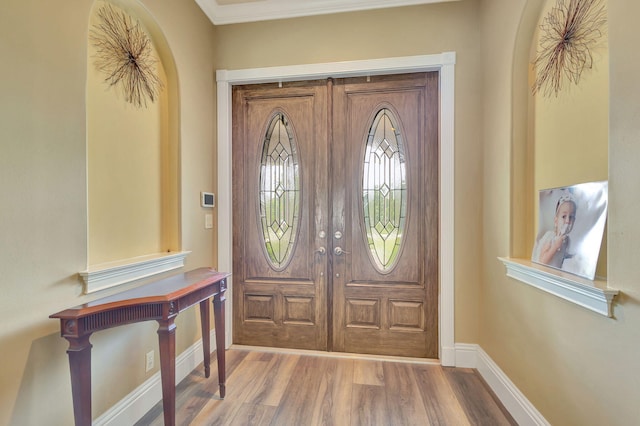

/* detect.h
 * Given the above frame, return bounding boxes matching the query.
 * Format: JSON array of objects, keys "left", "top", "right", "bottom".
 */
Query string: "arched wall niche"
[
  {"left": 85, "top": 0, "right": 183, "bottom": 292},
  {"left": 511, "top": 0, "right": 609, "bottom": 278}
]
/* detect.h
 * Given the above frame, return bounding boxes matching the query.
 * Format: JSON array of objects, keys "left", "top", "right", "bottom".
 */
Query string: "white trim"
[
  {"left": 439, "top": 53, "right": 456, "bottom": 367},
  {"left": 476, "top": 347, "right": 551, "bottom": 426},
  {"left": 216, "top": 76, "right": 234, "bottom": 349},
  {"left": 499, "top": 257, "right": 618, "bottom": 317},
  {"left": 94, "top": 329, "right": 218, "bottom": 426},
  {"left": 453, "top": 343, "right": 478, "bottom": 368},
  {"left": 93, "top": 374, "right": 161, "bottom": 426},
  {"left": 80, "top": 251, "right": 191, "bottom": 294},
  {"left": 216, "top": 54, "right": 454, "bottom": 84},
  {"left": 196, "top": 0, "right": 460, "bottom": 26},
  {"left": 455, "top": 344, "right": 550, "bottom": 426},
  {"left": 216, "top": 52, "right": 456, "bottom": 363}
]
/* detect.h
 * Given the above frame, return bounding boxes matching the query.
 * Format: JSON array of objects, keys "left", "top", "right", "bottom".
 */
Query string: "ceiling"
[{"left": 195, "top": 0, "right": 459, "bottom": 25}]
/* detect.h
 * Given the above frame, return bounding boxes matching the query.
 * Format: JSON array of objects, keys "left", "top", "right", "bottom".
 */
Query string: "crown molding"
[{"left": 196, "top": 0, "right": 459, "bottom": 25}]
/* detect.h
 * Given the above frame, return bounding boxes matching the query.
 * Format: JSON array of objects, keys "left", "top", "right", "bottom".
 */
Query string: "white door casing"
[{"left": 216, "top": 52, "right": 456, "bottom": 365}]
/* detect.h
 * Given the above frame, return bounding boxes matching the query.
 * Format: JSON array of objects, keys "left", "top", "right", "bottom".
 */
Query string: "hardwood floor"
[{"left": 136, "top": 348, "right": 517, "bottom": 426}]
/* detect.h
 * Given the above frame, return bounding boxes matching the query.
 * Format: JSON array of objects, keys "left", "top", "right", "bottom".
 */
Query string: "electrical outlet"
[{"left": 145, "top": 350, "right": 154, "bottom": 372}]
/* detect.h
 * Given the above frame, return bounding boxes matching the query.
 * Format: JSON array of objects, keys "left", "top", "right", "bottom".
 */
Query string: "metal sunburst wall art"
[
  {"left": 90, "top": 3, "right": 163, "bottom": 108},
  {"left": 532, "top": 0, "right": 607, "bottom": 98}
]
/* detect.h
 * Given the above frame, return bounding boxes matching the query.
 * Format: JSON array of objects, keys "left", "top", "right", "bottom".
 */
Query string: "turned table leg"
[
  {"left": 213, "top": 292, "right": 226, "bottom": 399},
  {"left": 199, "top": 299, "right": 211, "bottom": 378},
  {"left": 157, "top": 318, "right": 177, "bottom": 426},
  {"left": 65, "top": 334, "right": 93, "bottom": 426}
]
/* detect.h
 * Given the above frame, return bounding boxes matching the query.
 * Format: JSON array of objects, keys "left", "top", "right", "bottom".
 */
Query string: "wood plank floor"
[{"left": 136, "top": 348, "right": 517, "bottom": 426}]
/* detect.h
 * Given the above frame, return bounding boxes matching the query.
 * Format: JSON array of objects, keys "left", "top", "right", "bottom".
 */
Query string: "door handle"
[{"left": 334, "top": 247, "right": 350, "bottom": 255}]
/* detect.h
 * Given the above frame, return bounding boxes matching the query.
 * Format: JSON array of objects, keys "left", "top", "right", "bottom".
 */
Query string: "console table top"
[{"left": 50, "top": 267, "right": 230, "bottom": 319}]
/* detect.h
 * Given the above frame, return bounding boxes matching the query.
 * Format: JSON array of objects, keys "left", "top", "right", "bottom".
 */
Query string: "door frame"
[{"left": 216, "top": 52, "right": 457, "bottom": 365}]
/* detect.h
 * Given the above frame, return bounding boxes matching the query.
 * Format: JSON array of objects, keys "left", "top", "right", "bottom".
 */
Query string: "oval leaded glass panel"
[
  {"left": 362, "top": 108, "right": 407, "bottom": 273},
  {"left": 259, "top": 112, "right": 301, "bottom": 270}
]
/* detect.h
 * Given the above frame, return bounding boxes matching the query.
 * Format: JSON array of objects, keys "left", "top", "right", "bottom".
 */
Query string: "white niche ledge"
[
  {"left": 499, "top": 257, "right": 618, "bottom": 317},
  {"left": 80, "top": 251, "right": 191, "bottom": 294}
]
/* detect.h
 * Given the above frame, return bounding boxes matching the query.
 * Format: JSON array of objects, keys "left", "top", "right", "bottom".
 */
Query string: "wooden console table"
[{"left": 50, "top": 267, "right": 229, "bottom": 426}]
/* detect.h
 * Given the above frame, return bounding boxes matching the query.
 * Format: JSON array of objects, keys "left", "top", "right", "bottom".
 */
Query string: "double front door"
[{"left": 232, "top": 73, "right": 439, "bottom": 358}]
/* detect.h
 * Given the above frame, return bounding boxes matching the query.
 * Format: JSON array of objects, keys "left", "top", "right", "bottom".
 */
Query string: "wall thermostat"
[{"left": 201, "top": 192, "right": 215, "bottom": 208}]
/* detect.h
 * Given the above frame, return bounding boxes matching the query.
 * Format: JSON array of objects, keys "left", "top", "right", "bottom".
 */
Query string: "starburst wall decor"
[
  {"left": 90, "top": 3, "right": 163, "bottom": 108},
  {"left": 532, "top": 0, "right": 606, "bottom": 97}
]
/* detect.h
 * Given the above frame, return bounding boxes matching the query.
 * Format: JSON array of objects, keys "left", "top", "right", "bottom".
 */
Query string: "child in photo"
[{"left": 532, "top": 194, "right": 577, "bottom": 268}]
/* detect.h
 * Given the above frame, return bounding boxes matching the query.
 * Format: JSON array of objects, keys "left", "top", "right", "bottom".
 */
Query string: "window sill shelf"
[
  {"left": 498, "top": 257, "right": 618, "bottom": 317},
  {"left": 80, "top": 251, "right": 191, "bottom": 294}
]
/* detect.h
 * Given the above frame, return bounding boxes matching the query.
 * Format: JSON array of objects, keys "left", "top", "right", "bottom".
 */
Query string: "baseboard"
[
  {"left": 440, "top": 345, "right": 457, "bottom": 367},
  {"left": 93, "top": 330, "right": 217, "bottom": 426},
  {"left": 452, "top": 343, "right": 478, "bottom": 368},
  {"left": 455, "top": 343, "right": 550, "bottom": 426}
]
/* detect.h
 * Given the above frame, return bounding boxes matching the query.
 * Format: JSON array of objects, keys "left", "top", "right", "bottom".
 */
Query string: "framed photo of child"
[{"left": 532, "top": 181, "right": 608, "bottom": 280}]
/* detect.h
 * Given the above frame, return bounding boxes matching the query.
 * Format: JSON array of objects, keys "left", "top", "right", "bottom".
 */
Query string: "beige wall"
[
  {"left": 532, "top": 0, "right": 609, "bottom": 193},
  {"left": 0, "top": 0, "right": 217, "bottom": 424},
  {"left": 87, "top": 2, "right": 169, "bottom": 265},
  {"left": 482, "top": 0, "right": 640, "bottom": 424}
]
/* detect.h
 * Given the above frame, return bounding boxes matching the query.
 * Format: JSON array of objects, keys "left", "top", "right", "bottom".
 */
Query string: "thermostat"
[{"left": 201, "top": 192, "right": 215, "bottom": 208}]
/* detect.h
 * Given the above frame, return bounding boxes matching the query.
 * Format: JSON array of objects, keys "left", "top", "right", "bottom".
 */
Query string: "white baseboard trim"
[
  {"left": 93, "top": 330, "right": 217, "bottom": 426},
  {"left": 440, "top": 345, "right": 457, "bottom": 367},
  {"left": 455, "top": 343, "right": 550, "bottom": 426},
  {"left": 452, "top": 343, "right": 478, "bottom": 368}
]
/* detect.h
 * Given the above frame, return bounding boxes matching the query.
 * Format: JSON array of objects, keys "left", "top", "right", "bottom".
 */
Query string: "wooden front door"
[
  {"left": 232, "top": 73, "right": 439, "bottom": 358},
  {"left": 232, "top": 80, "right": 329, "bottom": 350}
]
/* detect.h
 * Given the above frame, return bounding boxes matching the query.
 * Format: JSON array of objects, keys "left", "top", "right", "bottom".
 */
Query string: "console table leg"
[
  {"left": 66, "top": 335, "right": 93, "bottom": 426},
  {"left": 199, "top": 299, "right": 211, "bottom": 378},
  {"left": 157, "top": 319, "right": 177, "bottom": 426},
  {"left": 213, "top": 293, "right": 226, "bottom": 399}
]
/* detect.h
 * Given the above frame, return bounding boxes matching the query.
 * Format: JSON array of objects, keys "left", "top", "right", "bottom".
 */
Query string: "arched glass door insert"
[
  {"left": 362, "top": 107, "right": 407, "bottom": 273},
  {"left": 259, "top": 111, "right": 301, "bottom": 271}
]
